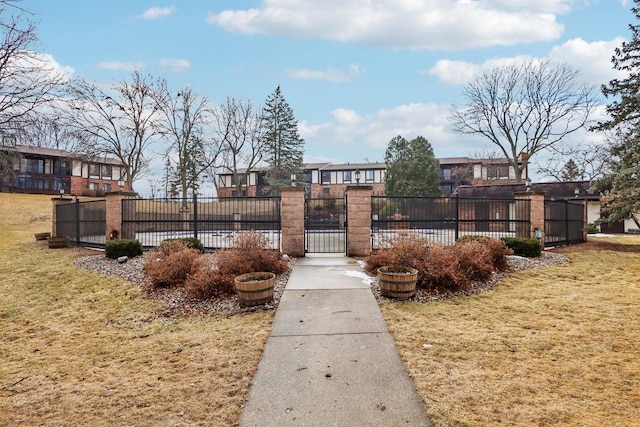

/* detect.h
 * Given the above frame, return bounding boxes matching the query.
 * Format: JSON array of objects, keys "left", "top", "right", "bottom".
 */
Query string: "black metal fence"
[
  {"left": 371, "top": 196, "right": 531, "bottom": 248},
  {"left": 56, "top": 199, "right": 107, "bottom": 247},
  {"left": 545, "top": 200, "right": 585, "bottom": 246},
  {"left": 121, "top": 195, "right": 281, "bottom": 250}
]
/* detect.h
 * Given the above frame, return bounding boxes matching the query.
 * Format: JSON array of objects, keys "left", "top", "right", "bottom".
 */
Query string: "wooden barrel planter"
[
  {"left": 47, "top": 236, "right": 70, "bottom": 249},
  {"left": 377, "top": 266, "right": 418, "bottom": 300},
  {"left": 35, "top": 232, "right": 51, "bottom": 241},
  {"left": 234, "top": 272, "right": 276, "bottom": 307}
]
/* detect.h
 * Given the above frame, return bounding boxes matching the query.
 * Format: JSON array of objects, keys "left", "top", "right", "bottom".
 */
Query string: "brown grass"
[
  {"left": 0, "top": 194, "right": 272, "bottom": 426},
  {"left": 382, "top": 235, "right": 640, "bottom": 426}
]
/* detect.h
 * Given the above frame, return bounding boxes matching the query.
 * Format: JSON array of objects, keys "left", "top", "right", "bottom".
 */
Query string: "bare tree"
[
  {"left": 213, "top": 97, "right": 265, "bottom": 197},
  {"left": 450, "top": 59, "right": 598, "bottom": 182},
  {"left": 153, "top": 80, "right": 221, "bottom": 200},
  {"left": 0, "top": 0, "right": 67, "bottom": 129},
  {"left": 535, "top": 141, "right": 610, "bottom": 182},
  {"left": 64, "top": 72, "right": 161, "bottom": 191},
  {"left": 14, "top": 114, "right": 78, "bottom": 150}
]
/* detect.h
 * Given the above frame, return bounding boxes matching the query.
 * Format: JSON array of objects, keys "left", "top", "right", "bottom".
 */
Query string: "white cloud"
[
  {"left": 159, "top": 58, "right": 191, "bottom": 72},
  {"left": 301, "top": 102, "right": 477, "bottom": 163},
  {"left": 427, "top": 36, "right": 625, "bottom": 88},
  {"left": 96, "top": 61, "right": 147, "bottom": 72},
  {"left": 138, "top": 6, "right": 175, "bottom": 20},
  {"left": 286, "top": 68, "right": 351, "bottom": 83},
  {"left": 36, "top": 53, "right": 75, "bottom": 81},
  {"left": 549, "top": 37, "right": 626, "bottom": 85},
  {"left": 207, "top": 0, "right": 565, "bottom": 50}
]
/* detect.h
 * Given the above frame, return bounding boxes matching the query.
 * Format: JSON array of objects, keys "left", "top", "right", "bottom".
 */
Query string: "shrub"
[
  {"left": 185, "top": 256, "right": 235, "bottom": 299},
  {"left": 105, "top": 239, "right": 143, "bottom": 259},
  {"left": 586, "top": 223, "right": 599, "bottom": 234},
  {"left": 162, "top": 237, "right": 204, "bottom": 253},
  {"left": 417, "top": 244, "right": 469, "bottom": 291},
  {"left": 457, "top": 236, "right": 513, "bottom": 271},
  {"left": 364, "top": 233, "right": 430, "bottom": 273},
  {"left": 501, "top": 237, "right": 541, "bottom": 257},
  {"left": 144, "top": 240, "right": 199, "bottom": 288},
  {"left": 453, "top": 240, "right": 494, "bottom": 282}
]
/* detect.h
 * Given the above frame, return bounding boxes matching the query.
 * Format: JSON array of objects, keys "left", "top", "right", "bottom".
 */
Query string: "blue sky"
[{"left": 29, "top": 0, "right": 633, "bottom": 193}]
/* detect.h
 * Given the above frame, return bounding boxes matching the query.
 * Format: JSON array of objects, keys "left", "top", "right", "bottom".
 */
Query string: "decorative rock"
[{"left": 117, "top": 256, "right": 128, "bottom": 264}]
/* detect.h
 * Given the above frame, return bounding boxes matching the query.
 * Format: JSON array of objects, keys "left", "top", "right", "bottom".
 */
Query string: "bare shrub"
[
  {"left": 185, "top": 256, "right": 235, "bottom": 299},
  {"left": 365, "top": 233, "right": 430, "bottom": 273},
  {"left": 453, "top": 240, "right": 494, "bottom": 282},
  {"left": 457, "top": 236, "right": 513, "bottom": 271},
  {"left": 417, "top": 245, "right": 469, "bottom": 291},
  {"left": 144, "top": 240, "right": 199, "bottom": 289}
]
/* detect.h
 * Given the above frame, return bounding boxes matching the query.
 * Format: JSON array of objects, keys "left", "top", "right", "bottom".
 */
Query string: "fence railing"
[
  {"left": 545, "top": 200, "right": 585, "bottom": 246},
  {"left": 371, "top": 196, "right": 531, "bottom": 248},
  {"left": 56, "top": 199, "right": 107, "bottom": 247},
  {"left": 121, "top": 195, "right": 281, "bottom": 250}
]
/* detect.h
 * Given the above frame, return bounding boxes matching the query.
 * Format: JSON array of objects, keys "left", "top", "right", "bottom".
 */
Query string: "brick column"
[
  {"left": 51, "top": 197, "right": 74, "bottom": 236},
  {"left": 280, "top": 187, "right": 305, "bottom": 257},
  {"left": 514, "top": 191, "right": 545, "bottom": 247},
  {"left": 105, "top": 191, "right": 137, "bottom": 241},
  {"left": 346, "top": 185, "right": 372, "bottom": 257}
]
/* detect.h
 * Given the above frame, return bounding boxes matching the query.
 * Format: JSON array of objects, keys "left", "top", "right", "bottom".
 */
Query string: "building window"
[
  {"left": 53, "top": 160, "right": 71, "bottom": 176},
  {"left": 321, "top": 171, "right": 331, "bottom": 184},
  {"left": 365, "top": 170, "right": 374, "bottom": 181},
  {"left": 322, "top": 187, "right": 330, "bottom": 196},
  {"left": 101, "top": 165, "right": 112, "bottom": 179},
  {"left": 102, "top": 183, "right": 112, "bottom": 192},
  {"left": 343, "top": 171, "right": 352, "bottom": 182},
  {"left": 487, "top": 165, "right": 510, "bottom": 179},
  {"left": 89, "top": 182, "right": 99, "bottom": 190},
  {"left": 89, "top": 164, "right": 100, "bottom": 177},
  {"left": 440, "top": 185, "right": 453, "bottom": 195},
  {"left": 441, "top": 168, "right": 452, "bottom": 180},
  {"left": 20, "top": 158, "right": 44, "bottom": 174}
]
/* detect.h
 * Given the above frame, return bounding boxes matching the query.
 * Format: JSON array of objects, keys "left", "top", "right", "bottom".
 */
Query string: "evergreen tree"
[
  {"left": 260, "top": 86, "right": 304, "bottom": 194},
  {"left": 593, "top": 1, "right": 640, "bottom": 228},
  {"left": 560, "top": 159, "right": 583, "bottom": 181},
  {"left": 384, "top": 135, "right": 441, "bottom": 196}
]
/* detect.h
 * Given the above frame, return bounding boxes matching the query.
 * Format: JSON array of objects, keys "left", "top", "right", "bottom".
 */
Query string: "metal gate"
[
  {"left": 56, "top": 198, "right": 107, "bottom": 247},
  {"left": 304, "top": 197, "right": 346, "bottom": 253},
  {"left": 545, "top": 200, "right": 585, "bottom": 247}
]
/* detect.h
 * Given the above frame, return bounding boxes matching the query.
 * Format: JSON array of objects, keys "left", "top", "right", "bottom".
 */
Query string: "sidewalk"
[{"left": 239, "top": 256, "right": 431, "bottom": 427}]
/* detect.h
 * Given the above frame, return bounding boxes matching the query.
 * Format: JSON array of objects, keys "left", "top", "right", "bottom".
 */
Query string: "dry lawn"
[
  {"left": 382, "top": 235, "right": 640, "bottom": 426},
  {"left": 0, "top": 194, "right": 273, "bottom": 426}
]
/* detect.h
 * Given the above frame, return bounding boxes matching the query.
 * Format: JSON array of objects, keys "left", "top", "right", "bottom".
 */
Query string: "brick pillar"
[
  {"left": 105, "top": 191, "right": 137, "bottom": 241},
  {"left": 280, "top": 187, "right": 305, "bottom": 257},
  {"left": 346, "top": 185, "right": 372, "bottom": 257},
  {"left": 51, "top": 197, "right": 74, "bottom": 236},
  {"left": 514, "top": 191, "right": 545, "bottom": 247}
]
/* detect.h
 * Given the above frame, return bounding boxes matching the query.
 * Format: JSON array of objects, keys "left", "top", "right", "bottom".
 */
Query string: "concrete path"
[{"left": 239, "top": 256, "right": 431, "bottom": 427}]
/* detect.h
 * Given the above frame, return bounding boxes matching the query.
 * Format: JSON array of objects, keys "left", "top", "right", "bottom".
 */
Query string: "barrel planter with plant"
[
  {"left": 377, "top": 266, "right": 418, "bottom": 300},
  {"left": 47, "top": 236, "right": 70, "bottom": 249},
  {"left": 234, "top": 272, "right": 276, "bottom": 307}
]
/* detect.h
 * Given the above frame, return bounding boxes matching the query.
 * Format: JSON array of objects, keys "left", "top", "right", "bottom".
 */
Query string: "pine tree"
[
  {"left": 384, "top": 135, "right": 441, "bottom": 196},
  {"left": 260, "top": 86, "right": 304, "bottom": 194},
  {"left": 560, "top": 159, "right": 583, "bottom": 181},
  {"left": 594, "top": 1, "right": 640, "bottom": 228}
]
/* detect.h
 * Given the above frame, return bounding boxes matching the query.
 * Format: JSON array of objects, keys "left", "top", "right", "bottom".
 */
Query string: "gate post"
[
  {"left": 514, "top": 191, "right": 545, "bottom": 247},
  {"left": 280, "top": 187, "right": 305, "bottom": 257},
  {"left": 106, "top": 191, "right": 137, "bottom": 241},
  {"left": 346, "top": 185, "right": 372, "bottom": 257}
]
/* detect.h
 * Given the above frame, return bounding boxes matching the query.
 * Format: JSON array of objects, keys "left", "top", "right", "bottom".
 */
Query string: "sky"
[{"left": 27, "top": 0, "right": 634, "bottom": 194}]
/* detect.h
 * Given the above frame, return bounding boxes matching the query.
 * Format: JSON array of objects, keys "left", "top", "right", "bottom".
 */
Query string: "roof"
[
  {"left": 321, "top": 162, "right": 386, "bottom": 171},
  {"left": 455, "top": 181, "right": 601, "bottom": 200},
  {"left": 4, "top": 145, "right": 124, "bottom": 166}
]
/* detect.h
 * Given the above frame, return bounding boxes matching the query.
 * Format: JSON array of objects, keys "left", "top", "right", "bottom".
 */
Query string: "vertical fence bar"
[
  {"left": 454, "top": 194, "right": 460, "bottom": 241},
  {"left": 193, "top": 193, "right": 198, "bottom": 240},
  {"left": 74, "top": 197, "right": 80, "bottom": 245}
]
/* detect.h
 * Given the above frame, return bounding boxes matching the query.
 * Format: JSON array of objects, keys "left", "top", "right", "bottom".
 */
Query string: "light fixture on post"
[
  {"left": 118, "top": 179, "right": 125, "bottom": 193},
  {"left": 525, "top": 178, "right": 532, "bottom": 192},
  {"left": 59, "top": 189, "right": 64, "bottom": 199},
  {"left": 290, "top": 174, "right": 297, "bottom": 187},
  {"left": 355, "top": 169, "right": 361, "bottom": 186},
  {"left": 574, "top": 187, "right": 580, "bottom": 198}
]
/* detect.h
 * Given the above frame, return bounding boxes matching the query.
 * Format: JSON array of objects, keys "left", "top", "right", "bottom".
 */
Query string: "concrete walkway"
[{"left": 239, "top": 256, "right": 431, "bottom": 427}]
